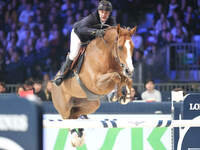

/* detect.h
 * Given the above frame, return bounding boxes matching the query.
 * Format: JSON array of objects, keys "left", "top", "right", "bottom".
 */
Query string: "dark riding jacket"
[{"left": 73, "top": 10, "right": 116, "bottom": 43}]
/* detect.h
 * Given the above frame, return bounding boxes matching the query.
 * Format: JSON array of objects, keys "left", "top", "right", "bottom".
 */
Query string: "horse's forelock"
[
  {"left": 104, "top": 26, "right": 133, "bottom": 41},
  {"left": 104, "top": 26, "right": 118, "bottom": 39},
  {"left": 118, "top": 27, "right": 132, "bottom": 36}
]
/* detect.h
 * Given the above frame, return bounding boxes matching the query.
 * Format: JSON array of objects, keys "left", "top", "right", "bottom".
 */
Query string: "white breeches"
[{"left": 69, "top": 29, "right": 81, "bottom": 60}]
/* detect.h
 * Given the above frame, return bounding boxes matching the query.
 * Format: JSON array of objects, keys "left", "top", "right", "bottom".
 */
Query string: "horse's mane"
[
  {"left": 105, "top": 25, "right": 133, "bottom": 37},
  {"left": 103, "top": 26, "right": 118, "bottom": 42}
]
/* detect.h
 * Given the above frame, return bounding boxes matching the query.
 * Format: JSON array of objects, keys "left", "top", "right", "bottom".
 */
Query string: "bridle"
[{"left": 113, "top": 33, "right": 133, "bottom": 78}]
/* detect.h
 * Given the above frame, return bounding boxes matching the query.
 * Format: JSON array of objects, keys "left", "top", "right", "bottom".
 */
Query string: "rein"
[
  {"left": 113, "top": 34, "right": 128, "bottom": 74},
  {"left": 112, "top": 31, "right": 133, "bottom": 78}
]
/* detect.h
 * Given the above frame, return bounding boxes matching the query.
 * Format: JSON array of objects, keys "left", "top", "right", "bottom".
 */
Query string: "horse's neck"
[
  {"left": 102, "top": 28, "right": 120, "bottom": 67},
  {"left": 104, "top": 28, "right": 118, "bottom": 42}
]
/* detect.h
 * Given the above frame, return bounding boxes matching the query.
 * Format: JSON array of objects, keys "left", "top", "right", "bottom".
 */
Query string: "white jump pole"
[{"left": 43, "top": 119, "right": 200, "bottom": 129}]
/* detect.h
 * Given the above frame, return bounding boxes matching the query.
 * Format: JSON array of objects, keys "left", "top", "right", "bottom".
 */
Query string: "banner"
[
  {"left": 0, "top": 94, "right": 42, "bottom": 150},
  {"left": 43, "top": 114, "right": 171, "bottom": 150},
  {"left": 176, "top": 93, "right": 200, "bottom": 150}
]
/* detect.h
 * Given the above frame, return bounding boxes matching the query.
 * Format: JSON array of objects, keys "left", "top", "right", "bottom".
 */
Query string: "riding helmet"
[{"left": 98, "top": 0, "right": 112, "bottom": 12}]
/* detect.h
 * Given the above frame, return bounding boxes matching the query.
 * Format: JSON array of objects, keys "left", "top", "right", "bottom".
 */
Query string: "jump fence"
[{"left": 43, "top": 118, "right": 200, "bottom": 129}]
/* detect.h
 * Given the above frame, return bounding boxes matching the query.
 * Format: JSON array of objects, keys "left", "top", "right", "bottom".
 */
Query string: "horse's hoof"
[
  {"left": 119, "top": 96, "right": 129, "bottom": 105},
  {"left": 70, "top": 129, "right": 85, "bottom": 147},
  {"left": 107, "top": 90, "right": 117, "bottom": 102}
]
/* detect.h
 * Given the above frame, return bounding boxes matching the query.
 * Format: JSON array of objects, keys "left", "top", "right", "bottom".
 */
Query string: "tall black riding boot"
[{"left": 54, "top": 56, "right": 73, "bottom": 86}]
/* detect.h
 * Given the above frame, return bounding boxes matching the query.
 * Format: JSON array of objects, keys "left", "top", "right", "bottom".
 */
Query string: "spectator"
[
  {"left": 42, "top": 73, "right": 50, "bottom": 90},
  {"left": 167, "top": 0, "right": 179, "bottom": 18},
  {"left": 19, "top": 3, "right": 34, "bottom": 25},
  {"left": 17, "top": 82, "right": 35, "bottom": 97},
  {"left": 143, "top": 44, "right": 158, "bottom": 80},
  {"left": 0, "top": 30, "right": 7, "bottom": 48},
  {"left": 5, "top": 51, "right": 25, "bottom": 84},
  {"left": 21, "top": 44, "right": 36, "bottom": 79},
  {"left": 44, "top": 80, "right": 52, "bottom": 101},
  {"left": 168, "top": 10, "right": 180, "bottom": 28},
  {"left": 16, "top": 84, "right": 25, "bottom": 95},
  {"left": 23, "top": 80, "right": 34, "bottom": 91},
  {"left": 171, "top": 20, "right": 188, "bottom": 42},
  {"left": 35, "top": 31, "right": 48, "bottom": 51},
  {"left": 0, "top": 82, "right": 6, "bottom": 93},
  {"left": 16, "top": 24, "right": 30, "bottom": 48},
  {"left": 33, "top": 80, "right": 47, "bottom": 101},
  {"left": 141, "top": 79, "right": 162, "bottom": 102},
  {"left": 6, "top": 31, "right": 18, "bottom": 51},
  {"left": 173, "top": 27, "right": 187, "bottom": 42},
  {"left": 61, "top": 0, "right": 75, "bottom": 12},
  {"left": 184, "top": 5, "right": 196, "bottom": 39},
  {"left": 5, "top": 3, "right": 18, "bottom": 24},
  {"left": 154, "top": 13, "right": 170, "bottom": 35},
  {"left": 132, "top": 31, "right": 143, "bottom": 51},
  {"left": 166, "top": 31, "right": 173, "bottom": 43},
  {"left": 130, "top": 86, "right": 142, "bottom": 101},
  {"left": 132, "top": 50, "right": 144, "bottom": 83},
  {"left": 153, "top": 3, "right": 164, "bottom": 25},
  {"left": 62, "top": 16, "right": 74, "bottom": 37}
]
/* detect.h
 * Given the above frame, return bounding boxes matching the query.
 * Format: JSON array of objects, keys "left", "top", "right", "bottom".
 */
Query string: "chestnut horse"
[{"left": 51, "top": 24, "right": 136, "bottom": 146}]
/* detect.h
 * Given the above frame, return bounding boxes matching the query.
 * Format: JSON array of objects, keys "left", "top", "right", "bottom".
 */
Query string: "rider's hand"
[{"left": 94, "top": 29, "right": 105, "bottom": 37}]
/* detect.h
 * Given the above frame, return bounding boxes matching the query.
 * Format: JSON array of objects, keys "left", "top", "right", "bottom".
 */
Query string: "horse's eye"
[{"left": 118, "top": 46, "right": 123, "bottom": 50}]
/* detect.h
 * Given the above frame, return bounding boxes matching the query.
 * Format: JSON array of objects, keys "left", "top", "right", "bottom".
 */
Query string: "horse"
[{"left": 51, "top": 24, "right": 136, "bottom": 147}]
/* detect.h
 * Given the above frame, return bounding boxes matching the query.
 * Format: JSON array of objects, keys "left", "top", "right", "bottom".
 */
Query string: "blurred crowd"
[
  {"left": 0, "top": 78, "right": 163, "bottom": 103},
  {"left": 0, "top": 0, "right": 137, "bottom": 84},
  {"left": 0, "top": 0, "right": 199, "bottom": 96},
  {"left": 132, "top": 0, "right": 200, "bottom": 82}
]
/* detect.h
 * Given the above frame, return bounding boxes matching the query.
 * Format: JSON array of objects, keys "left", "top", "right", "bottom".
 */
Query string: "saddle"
[{"left": 63, "top": 46, "right": 87, "bottom": 80}]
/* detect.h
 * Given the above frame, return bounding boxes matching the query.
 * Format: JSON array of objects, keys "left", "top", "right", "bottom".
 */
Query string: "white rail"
[{"left": 43, "top": 119, "right": 200, "bottom": 128}]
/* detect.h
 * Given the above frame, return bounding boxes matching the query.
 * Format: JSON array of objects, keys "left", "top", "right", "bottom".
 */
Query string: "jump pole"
[{"left": 43, "top": 119, "right": 200, "bottom": 129}]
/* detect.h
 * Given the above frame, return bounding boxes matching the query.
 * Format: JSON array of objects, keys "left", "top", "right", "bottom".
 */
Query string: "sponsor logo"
[
  {"left": 0, "top": 114, "right": 28, "bottom": 132},
  {"left": 0, "top": 137, "right": 24, "bottom": 150},
  {"left": 189, "top": 103, "right": 200, "bottom": 111}
]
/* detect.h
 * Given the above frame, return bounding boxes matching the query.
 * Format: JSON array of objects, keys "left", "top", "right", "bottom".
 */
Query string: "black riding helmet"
[{"left": 98, "top": 0, "right": 112, "bottom": 12}]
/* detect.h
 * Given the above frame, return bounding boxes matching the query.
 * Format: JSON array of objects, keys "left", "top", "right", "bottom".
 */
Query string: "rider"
[{"left": 54, "top": 0, "right": 116, "bottom": 86}]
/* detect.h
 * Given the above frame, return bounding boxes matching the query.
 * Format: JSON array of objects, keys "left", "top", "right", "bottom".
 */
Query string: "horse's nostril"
[
  {"left": 125, "top": 69, "right": 133, "bottom": 77},
  {"left": 125, "top": 69, "right": 129, "bottom": 74}
]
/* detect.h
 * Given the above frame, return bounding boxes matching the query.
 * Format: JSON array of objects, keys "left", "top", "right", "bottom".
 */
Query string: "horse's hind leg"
[
  {"left": 69, "top": 99, "right": 100, "bottom": 148},
  {"left": 51, "top": 84, "right": 72, "bottom": 119},
  {"left": 69, "top": 99, "right": 100, "bottom": 119},
  {"left": 70, "top": 128, "right": 85, "bottom": 147}
]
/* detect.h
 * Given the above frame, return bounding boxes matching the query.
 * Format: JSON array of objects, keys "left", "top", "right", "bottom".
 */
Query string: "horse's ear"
[
  {"left": 130, "top": 26, "right": 137, "bottom": 35},
  {"left": 117, "top": 24, "right": 121, "bottom": 34}
]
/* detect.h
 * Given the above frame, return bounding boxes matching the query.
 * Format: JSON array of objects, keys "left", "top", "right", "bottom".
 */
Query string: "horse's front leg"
[
  {"left": 96, "top": 72, "right": 121, "bottom": 90},
  {"left": 119, "top": 77, "right": 133, "bottom": 104},
  {"left": 126, "top": 77, "right": 133, "bottom": 97},
  {"left": 96, "top": 72, "right": 124, "bottom": 102}
]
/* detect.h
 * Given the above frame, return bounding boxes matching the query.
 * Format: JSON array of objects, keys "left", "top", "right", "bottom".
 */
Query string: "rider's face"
[{"left": 98, "top": 10, "right": 110, "bottom": 23}]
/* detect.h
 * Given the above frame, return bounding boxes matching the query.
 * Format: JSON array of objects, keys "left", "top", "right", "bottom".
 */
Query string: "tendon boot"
[{"left": 54, "top": 56, "right": 73, "bottom": 86}]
